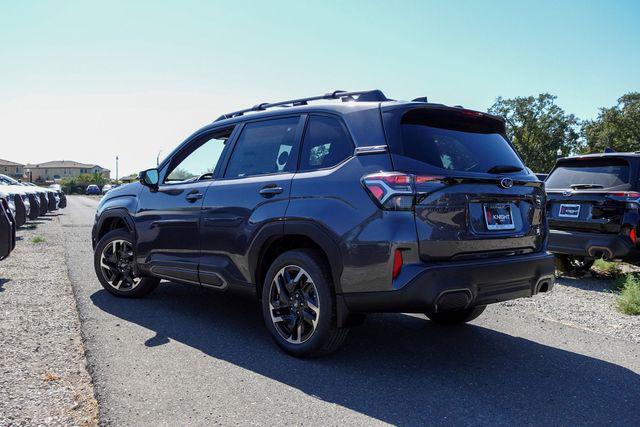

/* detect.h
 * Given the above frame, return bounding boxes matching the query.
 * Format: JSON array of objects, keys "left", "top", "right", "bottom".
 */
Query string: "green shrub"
[
  {"left": 591, "top": 259, "right": 623, "bottom": 278},
  {"left": 617, "top": 274, "right": 640, "bottom": 315},
  {"left": 30, "top": 236, "right": 45, "bottom": 244}
]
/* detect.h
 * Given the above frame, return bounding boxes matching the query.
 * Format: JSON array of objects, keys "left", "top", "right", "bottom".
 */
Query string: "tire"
[
  {"left": 261, "top": 249, "right": 348, "bottom": 358},
  {"left": 93, "top": 229, "right": 160, "bottom": 298},
  {"left": 426, "top": 305, "right": 486, "bottom": 325},
  {"left": 554, "top": 254, "right": 594, "bottom": 278}
]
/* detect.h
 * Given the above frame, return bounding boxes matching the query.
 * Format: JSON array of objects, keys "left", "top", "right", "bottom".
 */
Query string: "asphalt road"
[{"left": 62, "top": 196, "right": 640, "bottom": 426}]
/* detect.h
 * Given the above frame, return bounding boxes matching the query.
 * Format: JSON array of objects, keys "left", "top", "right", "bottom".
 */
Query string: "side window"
[
  {"left": 165, "top": 127, "right": 233, "bottom": 183},
  {"left": 300, "top": 116, "right": 353, "bottom": 171},
  {"left": 224, "top": 117, "right": 300, "bottom": 178}
]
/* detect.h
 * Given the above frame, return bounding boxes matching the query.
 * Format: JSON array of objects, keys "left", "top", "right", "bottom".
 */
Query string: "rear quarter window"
[{"left": 299, "top": 115, "right": 353, "bottom": 171}]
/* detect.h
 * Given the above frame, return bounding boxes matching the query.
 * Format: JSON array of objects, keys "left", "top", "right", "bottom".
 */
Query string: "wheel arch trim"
[
  {"left": 94, "top": 208, "right": 136, "bottom": 247},
  {"left": 248, "top": 220, "right": 344, "bottom": 293}
]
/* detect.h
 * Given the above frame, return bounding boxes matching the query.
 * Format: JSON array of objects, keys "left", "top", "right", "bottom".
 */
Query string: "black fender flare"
[
  {"left": 247, "top": 220, "right": 344, "bottom": 293},
  {"left": 94, "top": 208, "right": 136, "bottom": 246},
  {"left": 285, "top": 221, "right": 344, "bottom": 293}
]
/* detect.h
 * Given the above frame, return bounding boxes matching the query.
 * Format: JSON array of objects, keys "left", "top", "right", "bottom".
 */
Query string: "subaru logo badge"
[
  {"left": 499, "top": 178, "right": 513, "bottom": 189},
  {"left": 562, "top": 190, "right": 573, "bottom": 197}
]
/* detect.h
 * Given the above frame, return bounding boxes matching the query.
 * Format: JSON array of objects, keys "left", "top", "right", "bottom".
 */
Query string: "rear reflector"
[
  {"left": 392, "top": 249, "right": 403, "bottom": 279},
  {"left": 630, "top": 228, "right": 637, "bottom": 245}
]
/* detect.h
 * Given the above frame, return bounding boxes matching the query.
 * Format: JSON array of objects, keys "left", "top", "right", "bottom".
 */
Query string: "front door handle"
[
  {"left": 259, "top": 185, "right": 283, "bottom": 197},
  {"left": 185, "top": 191, "right": 203, "bottom": 202}
]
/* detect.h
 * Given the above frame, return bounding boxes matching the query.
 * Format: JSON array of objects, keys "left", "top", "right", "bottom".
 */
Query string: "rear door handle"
[
  {"left": 259, "top": 185, "right": 283, "bottom": 197},
  {"left": 185, "top": 191, "right": 203, "bottom": 202}
]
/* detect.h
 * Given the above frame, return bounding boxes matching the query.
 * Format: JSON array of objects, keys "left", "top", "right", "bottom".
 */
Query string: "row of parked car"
[
  {"left": 0, "top": 173, "right": 67, "bottom": 260},
  {"left": 86, "top": 183, "right": 119, "bottom": 195}
]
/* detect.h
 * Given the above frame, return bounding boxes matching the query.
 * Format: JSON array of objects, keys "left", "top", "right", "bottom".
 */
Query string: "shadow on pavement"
[{"left": 91, "top": 282, "right": 640, "bottom": 425}]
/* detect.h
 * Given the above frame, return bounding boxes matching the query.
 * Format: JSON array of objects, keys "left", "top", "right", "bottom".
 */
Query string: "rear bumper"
[
  {"left": 342, "top": 251, "right": 555, "bottom": 313},
  {"left": 548, "top": 229, "right": 640, "bottom": 261}
]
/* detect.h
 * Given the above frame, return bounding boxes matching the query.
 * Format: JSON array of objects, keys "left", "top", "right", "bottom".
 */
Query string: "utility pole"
[{"left": 116, "top": 155, "right": 119, "bottom": 185}]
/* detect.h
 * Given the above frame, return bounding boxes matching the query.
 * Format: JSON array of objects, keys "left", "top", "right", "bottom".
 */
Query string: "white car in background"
[{"left": 101, "top": 184, "right": 113, "bottom": 194}]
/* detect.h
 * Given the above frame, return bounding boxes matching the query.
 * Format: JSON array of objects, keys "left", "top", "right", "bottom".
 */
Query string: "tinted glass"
[
  {"left": 300, "top": 116, "right": 353, "bottom": 171},
  {"left": 546, "top": 161, "right": 630, "bottom": 190},
  {"left": 165, "top": 129, "right": 231, "bottom": 183},
  {"left": 400, "top": 124, "right": 524, "bottom": 173},
  {"left": 224, "top": 117, "right": 300, "bottom": 178}
]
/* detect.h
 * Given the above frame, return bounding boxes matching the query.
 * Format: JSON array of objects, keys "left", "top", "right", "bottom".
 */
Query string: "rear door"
[
  {"left": 383, "top": 106, "right": 546, "bottom": 261},
  {"left": 198, "top": 115, "right": 304, "bottom": 288},
  {"left": 545, "top": 157, "right": 636, "bottom": 234}
]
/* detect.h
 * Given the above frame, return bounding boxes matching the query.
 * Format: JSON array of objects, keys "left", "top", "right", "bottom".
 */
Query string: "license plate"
[
  {"left": 483, "top": 203, "right": 515, "bottom": 230},
  {"left": 558, "top": 203, "right": 581, "bottom": 218}
]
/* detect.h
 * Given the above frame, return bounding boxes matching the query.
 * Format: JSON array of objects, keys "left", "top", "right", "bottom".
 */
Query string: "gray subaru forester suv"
[{"left": 92, "top": 90, "right": 555, "bottom": 357}]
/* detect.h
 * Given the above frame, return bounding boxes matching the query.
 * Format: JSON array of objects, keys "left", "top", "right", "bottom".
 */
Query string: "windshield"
[
  {"left": 0, "top": 174, "right": 20, "bottom": 185},
  {"left": 546, "top": 161, "right": 630, "bottom": 190}
]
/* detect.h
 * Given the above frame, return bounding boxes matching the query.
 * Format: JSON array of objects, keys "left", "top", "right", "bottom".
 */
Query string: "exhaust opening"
[
  {"left": 587, "top": 246, "right": 613, "bottom": 261},
  {"left": 435, "top": 289, "right": 472, "bottom": 312}
]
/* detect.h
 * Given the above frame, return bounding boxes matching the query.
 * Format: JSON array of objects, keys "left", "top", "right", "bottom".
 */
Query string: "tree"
[
  {"left": 168, "top": 167, "right": 196, "bottom": 181},
  {"left": 582, "top": 92, "right": 640, "bottom": 153},
  {"left": 59, "top": 176, "right": 78, "bottom": 194},
  {"left": 488, "top": 93, "right": 581, "bottom": 173}
]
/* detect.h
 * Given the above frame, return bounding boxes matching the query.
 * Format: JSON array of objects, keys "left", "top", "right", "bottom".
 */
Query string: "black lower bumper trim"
[
  {"left": 341, "top": 252, "right": 555, "bottom": 313},
  {"left": 548, "top": 229, "right": 639, "bottom": 261}
]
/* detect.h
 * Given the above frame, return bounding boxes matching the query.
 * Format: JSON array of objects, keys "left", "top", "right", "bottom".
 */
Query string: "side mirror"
[{"left": 139, "top": 168, "right": 159, "bottom": 189}]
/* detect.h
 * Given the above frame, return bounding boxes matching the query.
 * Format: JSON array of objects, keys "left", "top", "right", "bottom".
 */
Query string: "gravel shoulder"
[
  {"left": 0, "top": 213, "right": 98, "bottom": 426},
  {"left": 499, "top": 273, "right": 640, "bottom": 344}
]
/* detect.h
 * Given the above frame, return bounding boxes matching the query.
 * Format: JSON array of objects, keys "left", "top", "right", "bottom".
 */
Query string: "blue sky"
[{"left": 1, "top": 0, "right": 638, "bottom": 177}]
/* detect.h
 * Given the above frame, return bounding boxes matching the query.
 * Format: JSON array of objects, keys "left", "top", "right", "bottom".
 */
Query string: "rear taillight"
[
  {"left": 630, "top": 228, "right": 637, "bottom": 245},
  {"left": 607, "top": 192, "right": 640, "bottom": 209},
  {"left": 392, "top": 249, "right": 403, "bottom": 280},
  {"left": 608, "top": 192, "right": 640, "bottom": 199},
  {"left": 362, "top": 172, "right": 443, "bottom": 210}
]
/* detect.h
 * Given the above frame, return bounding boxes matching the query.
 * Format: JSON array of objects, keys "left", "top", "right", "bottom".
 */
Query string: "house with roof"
[
  {"left": 24, "top": 160, "right": 110, "bottom": 183},
  {"left": 0, "top": 158, "right": 25, "bottom": 180}
]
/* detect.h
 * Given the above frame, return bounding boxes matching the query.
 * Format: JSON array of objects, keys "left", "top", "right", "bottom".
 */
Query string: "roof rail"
[{"left": 215, "top": 89, "right": 389, "bottom": 121}]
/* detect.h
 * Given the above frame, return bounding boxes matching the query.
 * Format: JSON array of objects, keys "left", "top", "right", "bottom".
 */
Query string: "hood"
[{"left": 104, "top": 182, "right": 139, "bottom": 198}]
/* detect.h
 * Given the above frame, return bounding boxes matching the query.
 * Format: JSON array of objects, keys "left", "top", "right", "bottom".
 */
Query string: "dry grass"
[{"left": 42, "top": 372, "right": 61, "bottom": 382}]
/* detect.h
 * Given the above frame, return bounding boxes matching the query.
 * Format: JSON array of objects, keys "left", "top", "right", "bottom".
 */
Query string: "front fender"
[{"left": 93, "top": 194, "right": 139, "bottom": 248}]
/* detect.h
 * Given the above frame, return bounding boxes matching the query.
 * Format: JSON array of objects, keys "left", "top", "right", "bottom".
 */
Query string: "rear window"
[
  {"left": 393, "top": 109, "right": 524, "bottom": 174},
  {"left": 546, "top": 160, "right": 630, "bottom": 190}
]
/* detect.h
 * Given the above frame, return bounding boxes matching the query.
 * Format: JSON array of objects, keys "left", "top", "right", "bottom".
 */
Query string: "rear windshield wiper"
[
  {"left": 487, "top": 165, "right": 523, "bottom": 174},
  {"left": 570, "top": 183, "right": 604, "bottom": 189}
]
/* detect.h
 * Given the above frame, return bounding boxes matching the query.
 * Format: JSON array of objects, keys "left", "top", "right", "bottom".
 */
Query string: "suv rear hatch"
[
  {"left": 545, "top": 156, "right": 636, "bottom": 234},
  {"left": 381, "top": 105, "right": 545, "bottom": 261}
]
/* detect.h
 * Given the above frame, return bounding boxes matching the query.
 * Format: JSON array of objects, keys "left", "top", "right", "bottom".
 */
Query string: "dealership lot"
[{"left": 1, "top": 196, "right": 639, "bottom": 425}]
